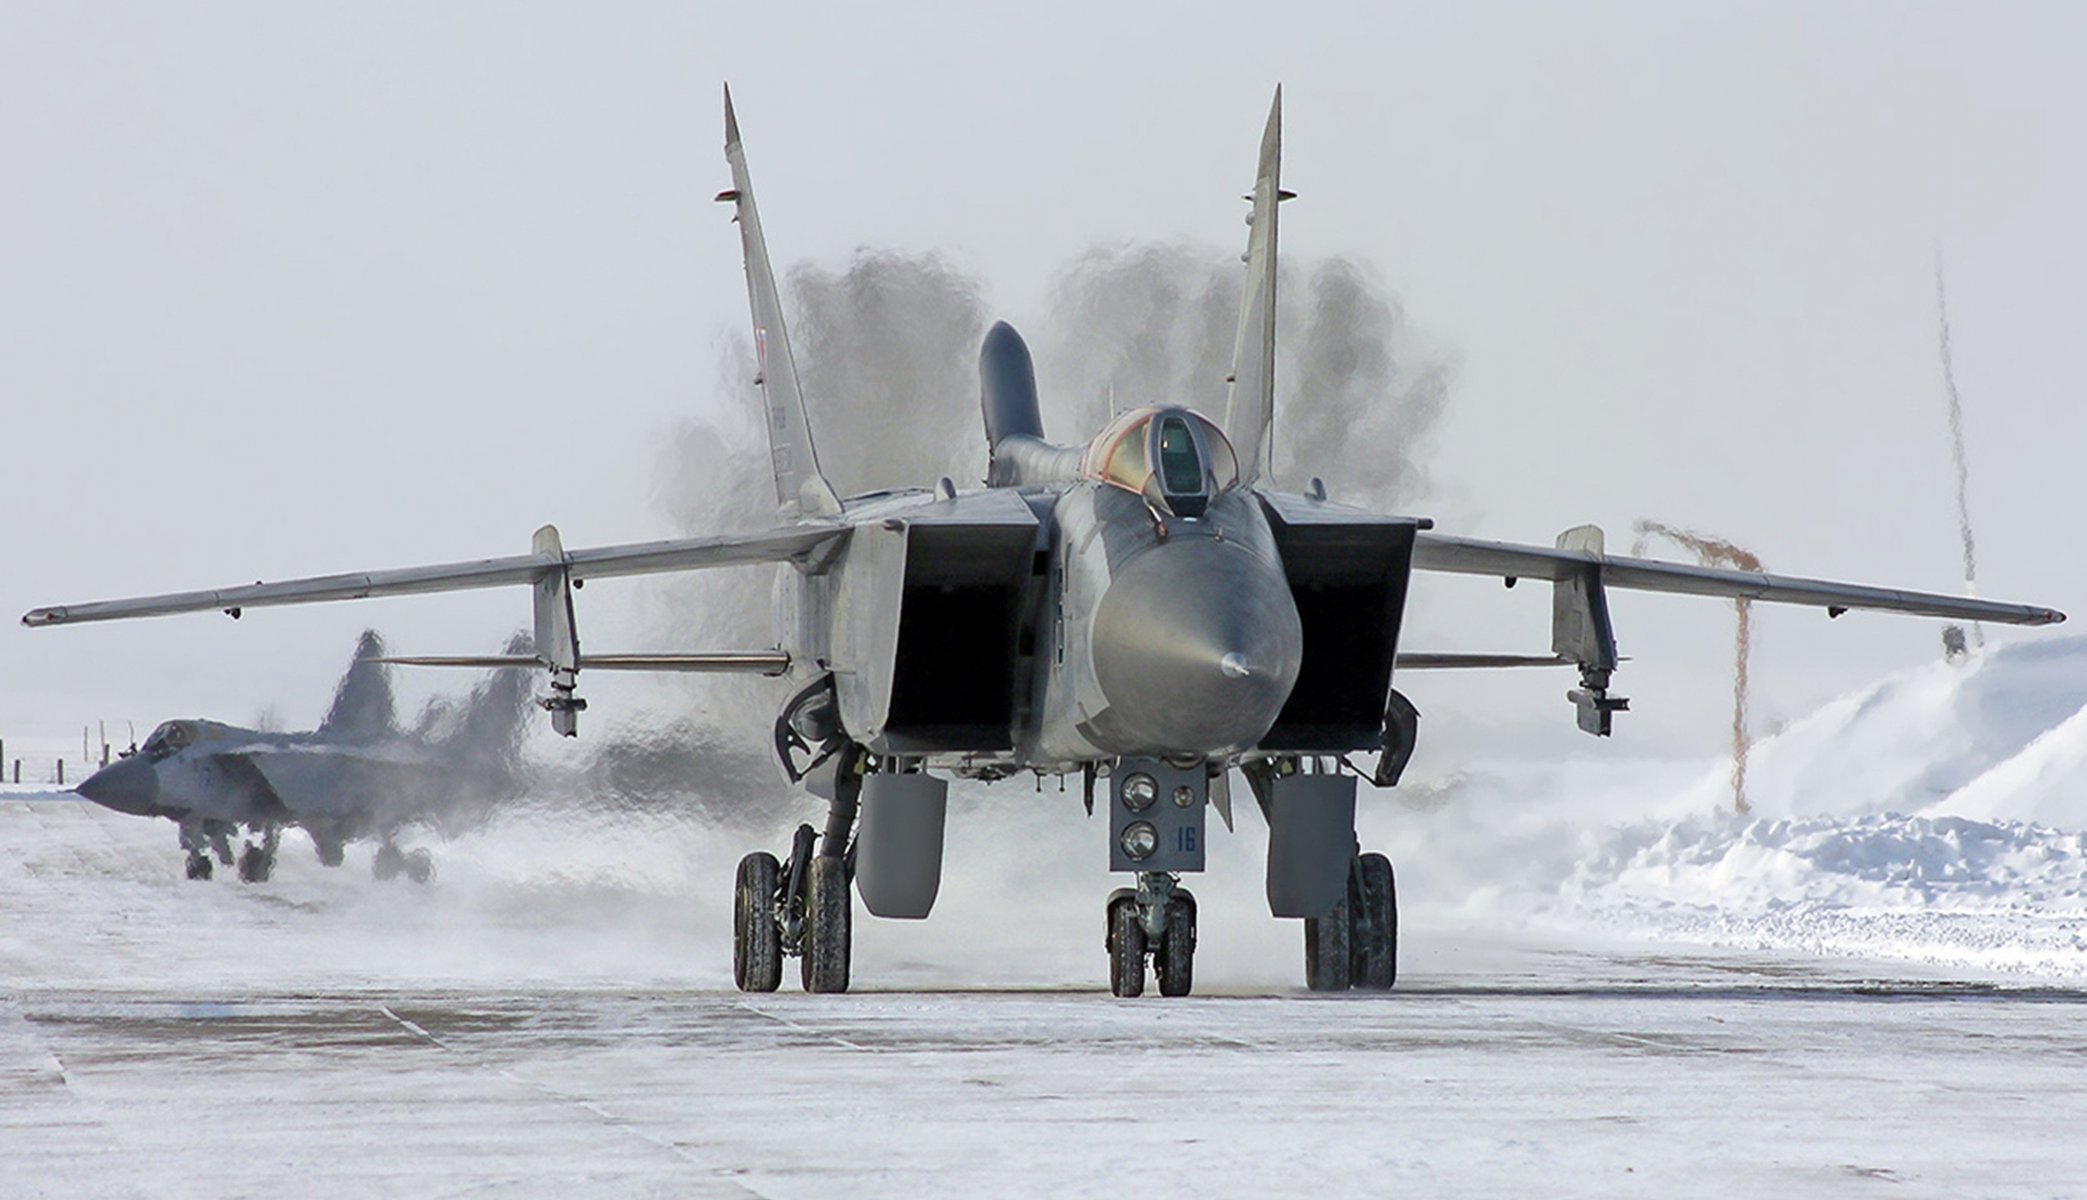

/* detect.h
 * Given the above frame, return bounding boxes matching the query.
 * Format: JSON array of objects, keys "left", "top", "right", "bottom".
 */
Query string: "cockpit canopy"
[
  {"left": 1079, "top": 406, "right": 1240, "bottom": 517},
  {"left": 139, "top": 719, "right": 237, "bottom": 762}
]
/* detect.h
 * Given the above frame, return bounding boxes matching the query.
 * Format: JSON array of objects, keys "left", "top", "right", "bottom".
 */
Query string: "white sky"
[{"left": 3, "top": 2, "right": 2081, "bottom": 770}]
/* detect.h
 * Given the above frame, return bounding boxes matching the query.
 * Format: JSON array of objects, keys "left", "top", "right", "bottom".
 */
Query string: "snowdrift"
[{"left": 1394, "top": 636, "right": 2087, "bottom": 980}]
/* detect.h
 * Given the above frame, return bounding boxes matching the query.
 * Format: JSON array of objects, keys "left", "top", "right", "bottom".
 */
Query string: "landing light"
[
  {"left": 1121, "top": 821, "right": 1158, "bottom": 861},
  {"left": 1122, "top": 773, "right": 1158, "bottom": 812}
]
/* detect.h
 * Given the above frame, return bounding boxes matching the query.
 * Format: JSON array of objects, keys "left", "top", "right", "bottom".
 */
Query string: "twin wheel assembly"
[{"left": 729, "top": 755, "right": 1399, "bottom": 998}]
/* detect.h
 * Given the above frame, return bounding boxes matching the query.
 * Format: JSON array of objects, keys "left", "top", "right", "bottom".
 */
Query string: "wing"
[
  {"left": 1222, "top": 87, "right": 1285, "bottom": 486},
  {"left": 21, "top": 524, "right": 848, "bottom": 628},
  {"left": 720, "top": 85, "right": 843, "bottom": 520},
  {"left": 1412, "top": 530, "right": 2064, "bottom": 626}
]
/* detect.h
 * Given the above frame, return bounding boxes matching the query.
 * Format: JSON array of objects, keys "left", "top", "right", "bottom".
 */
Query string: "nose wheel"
[{"left": 1107, "top": 873, "right": 1197, "bottom": 997}]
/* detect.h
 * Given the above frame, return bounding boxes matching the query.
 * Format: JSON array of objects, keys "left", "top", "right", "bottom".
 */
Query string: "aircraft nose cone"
[
  {"left": 1091, "top": 535, "right": 1302, "bottom": 753},
  {"left": 76, "top": 757, "right": 160, "bottom": 816}
]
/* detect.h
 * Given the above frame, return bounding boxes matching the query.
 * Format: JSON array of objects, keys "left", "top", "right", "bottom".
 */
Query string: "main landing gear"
[
  {"left": 372, "top": 840, "right": 435, "bottom": 884},
  {"left": 735, "top": 728, "right": 863, "bottom": 995},
  {"left": 1107, "top": 872, "right": 1198, "bottom": 998},
  {"left": 735, "top": 819, "right": 855, "bottom": 994},
  {"left": 1304, "top": 851, "right": 1398, "bottom": 992},
  {"left": 236, "top": 826, "right": 280, "bottom": 884}
]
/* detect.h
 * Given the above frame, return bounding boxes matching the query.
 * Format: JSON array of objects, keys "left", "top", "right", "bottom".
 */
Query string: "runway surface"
[{"left": 5, "top": 795, "right": 2084, "bottom": 1198}]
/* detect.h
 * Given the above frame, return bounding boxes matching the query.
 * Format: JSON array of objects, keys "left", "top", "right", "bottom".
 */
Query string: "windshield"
[
  {"left": 1080, "top": 407, "right": 1240, "bottom": 510},
  {"left": 140, "top": 722, "right": 189, "bottom": 762},
  {"left": 1157, "top": 416, "right": 1203, "bottom": 494}
]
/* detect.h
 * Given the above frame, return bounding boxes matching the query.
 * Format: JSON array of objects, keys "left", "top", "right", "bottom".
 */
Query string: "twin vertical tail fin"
[
  {"left": 719, "top": 85, "right": 844, "bottom": 520},
  {"left": 1222, "top": 86, "right": 1289, "bottom": 489}
]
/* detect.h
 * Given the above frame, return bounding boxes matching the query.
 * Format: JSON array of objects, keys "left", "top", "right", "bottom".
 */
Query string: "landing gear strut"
[
  {"left": 179, "top": 821, "right": 233, "bottom": 882},
  {"left": 1305, "top": 851, "right": 1398, "bottom": 992},
  {"left": 732, "top": 734, "right": 862, "bottom": 995},
  {"left": 1106, "top": 872, "right": 1197, "bottom": 998},
  {"left": 237, "top": 826, "right": 280, "bottom": 884}
]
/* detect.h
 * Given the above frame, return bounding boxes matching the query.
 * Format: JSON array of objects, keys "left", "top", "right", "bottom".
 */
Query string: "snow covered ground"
[
  {"left": 1382, "top": 636, "right": 2087, "bottom": 982},
  {"left": 5, "top": 638, "right": 2087, "bottom": 1195}
]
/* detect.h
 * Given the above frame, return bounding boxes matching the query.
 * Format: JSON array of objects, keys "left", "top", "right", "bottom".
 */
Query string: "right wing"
[{"left": 22, "top": 524, "right": 848, "bottom": 628}]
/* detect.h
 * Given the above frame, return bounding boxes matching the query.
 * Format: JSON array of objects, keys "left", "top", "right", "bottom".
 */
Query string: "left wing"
[
  {"left": 21, "top": 524, "right": 848, "bottom": 628},
  {"left": 1412, "top": 531, "right": 2064, "bottom": 627},
  {"left": 1412, "top": 524, "right": 2061, "bottom": 738}
]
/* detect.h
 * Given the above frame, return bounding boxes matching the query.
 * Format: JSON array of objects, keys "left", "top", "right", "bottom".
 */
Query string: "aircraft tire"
[
  {"left": 237, "top": 843, "right": 273, "bottom": 884},
  {"left": 372, "top": 843, "right": 404, "bottom": 882},
  {"left": 1304, "top": 894, "right": 1352, "bottom": 992},
  {"left": 800, "top": 856, "right": 851, "bottom": 994},
  {"left": 404, "top": 849, "right": 435, "bottom": 885},
  {"left": 1155, "top": 894, "right": 1196, "bottom": 997},
  {"left": 185, "top": 853, "right": 213, "bottom": 882},
  {"left": 734, "top": 852, "right": 783, "bottom": 993},
  {"left": 1108, "top": 896, "right": 1146, "bottom": 998},
  {"left": 1349, "top": 853, "right": 1397, "bottom": 991}
]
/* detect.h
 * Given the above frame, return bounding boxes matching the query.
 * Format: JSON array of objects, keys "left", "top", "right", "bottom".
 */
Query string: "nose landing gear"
[
  {"left": 1106, "top": 872, "right": 1198, "bottom": 998},
  {"left": 236, "top": 826, "right": 280, "bottom": 883}
]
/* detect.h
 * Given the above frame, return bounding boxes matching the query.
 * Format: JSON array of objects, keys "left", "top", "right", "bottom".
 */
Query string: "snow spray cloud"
[
  {"left": 1632, "top": 521, "right": 1763, "bottom": 815},
  {"left": 1036, "top": 246, "right": 1451, "bottom": 506}
]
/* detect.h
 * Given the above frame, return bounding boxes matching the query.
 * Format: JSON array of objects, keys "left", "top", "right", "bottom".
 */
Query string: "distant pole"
[{"left": 56, "top": 760, "right": 64, "bottom": 787}]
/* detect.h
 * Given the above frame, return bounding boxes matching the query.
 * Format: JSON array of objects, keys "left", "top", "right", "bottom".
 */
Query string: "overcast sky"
[{"left": 3, "top": 2, "right": 2081, "bottom": 771}]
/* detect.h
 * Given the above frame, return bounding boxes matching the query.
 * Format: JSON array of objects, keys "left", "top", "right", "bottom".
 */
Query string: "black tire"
[
  {"left": 1304, "top": 895, "right": 1352, "bottom": 992},
  {"left": 1350, "top": 852, "right": 1398, "bottom": 991},
  {"left": 403, "top": 848, "right": 435, "bottom": 886},
  {"left": 800, "top": 856, "right": 851, "bottom": 994},
  {"left": 1155, "top": 894, "right": 1196, "bottom": 997},
  {"left": 236, "top": 844, "right": 272, "bottom": 884},
  {"left": 734, "top": 852, "right": 783, "bottom": 993},
  {"left": 372, "top": 844, "right": 404, "bottom": 882},
  {"left": 185, "top": 854, "right": 213, "bottom": 882},
  {"left": 1109, "top": 898, "right": 1146, "bottom": 998}
]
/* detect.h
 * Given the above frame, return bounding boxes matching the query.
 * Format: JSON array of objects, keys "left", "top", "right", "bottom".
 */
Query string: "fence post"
[{"left": 56, "top": 760, "right": 65, "bottom": 786}]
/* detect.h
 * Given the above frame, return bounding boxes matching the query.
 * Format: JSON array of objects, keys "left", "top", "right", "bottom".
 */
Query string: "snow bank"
[{"left": 1404, "top": 635, "right": 2087, "bottom": 980}]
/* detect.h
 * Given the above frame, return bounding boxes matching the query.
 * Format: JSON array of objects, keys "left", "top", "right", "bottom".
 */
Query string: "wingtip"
[{"left": 723, "top": 82, "right": 739, "bottom": 147}]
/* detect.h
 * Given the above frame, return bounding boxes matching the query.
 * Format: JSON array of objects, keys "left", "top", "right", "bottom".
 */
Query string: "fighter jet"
[
  {"left": 26, "top": 87, "right": 2064, "bottom": 996},
  {"left": 73, "top": 630, "right": 532, "bottom": 883}
]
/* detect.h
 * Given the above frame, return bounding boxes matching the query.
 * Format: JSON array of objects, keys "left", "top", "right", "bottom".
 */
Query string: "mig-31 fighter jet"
[
  {"left": 26, "top": 87, "right": 2063, "bottom": 996},
  {"left": 72, "top": 631, "right": 532, "bottom": 883}
]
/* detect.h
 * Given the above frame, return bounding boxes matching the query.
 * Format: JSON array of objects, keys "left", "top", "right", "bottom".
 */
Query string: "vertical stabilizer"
[
  {"left": 1223, "top": 87, "right": 1286, "bottom": 487},
  {"left": 319, "top": 629, "right": 397, "bottom": 739},
  {"left": 720, "top": 86, "right": 844, "bottom": 520}
]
